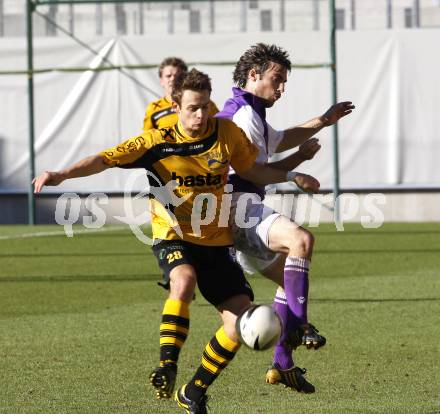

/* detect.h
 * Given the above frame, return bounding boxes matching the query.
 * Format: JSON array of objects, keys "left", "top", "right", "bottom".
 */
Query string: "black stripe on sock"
[
  {"left": 160, "top": 329, "right": 187, "bottom": 342},
  {"left": 160, "top": 345, "right": 180, "bottom": 362},
  {"left": 202, "top": 350, "right": 227, "bottom": 370},
  {"left": 162, "top": 315, "right": 190, "bottom": 328},
  {"left": 209, "top": 336, "right": 236, "bottom": 361}
]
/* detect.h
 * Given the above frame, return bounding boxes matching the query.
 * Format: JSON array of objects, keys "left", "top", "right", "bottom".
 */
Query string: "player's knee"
[
  {"left": 222, "top": 317, "right": 240, "bottom": 342},
  {"left": 287, "top": 228, "right": 314, "bottom": 257},
  {"left": 218, "top": 297, "right": 250, "bottom": 342},
  {"left": 169, "top": 269, "right": 197, "bottom": 302},
  {"left": 302, "top": 229, "right": 315, "bottom": 252}
]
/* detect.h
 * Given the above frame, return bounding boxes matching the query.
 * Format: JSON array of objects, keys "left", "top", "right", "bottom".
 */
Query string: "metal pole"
[
  {"left": 313, "top": 0, "right": 320, "bottom": 31},
  {"left": 0, "top": 0, "right": 4, "bottom": 37},
  {"left": 96, "top": 3, "right": 103, "bottom": 35},
  {"left": 115, "top": 3, "right": 126, "bottom": 34},
  {"left": 350, "top": 0, "right": 356, "bottom": 30},
  {"left": 240, "top": 0, "right": 247, "bottom": 32},
  {"left": 167, "top": 2, "right": 174, "bottom": 34},
  {"left": 386, "top": 0, "right": 392, "bottom": 29},
  {"left": 47, "top": 4, "right": 58, "bottom": 36},
  {"left": 26, "top": 0, "right": 36, "bottom": 225},
  {"left": 329, "top": 0, "right": 340, "bottom": 222},
  {"left": 68, "top": 3, "right": 74, "bottom": 34},
  {"left": 138, "top": 2, "right": 144, "bottom": 34},
  {"left": 413, "top": 0, "right": 420, "bottom": 27},
  {"left": 209, "top": 0, "right": 215, "bottom": 33},
  {"left": 280, "top": 0, "right": 285, "bottom": 31}
]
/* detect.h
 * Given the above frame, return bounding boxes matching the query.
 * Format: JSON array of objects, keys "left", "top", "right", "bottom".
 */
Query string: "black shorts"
[{"left": 152, "top": 239, "right": 254, "bottom": 307}]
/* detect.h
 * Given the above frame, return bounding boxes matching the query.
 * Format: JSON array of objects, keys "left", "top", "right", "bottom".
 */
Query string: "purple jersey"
[{"left": 216, "top": 87, "right": 284, "bottom": 198}]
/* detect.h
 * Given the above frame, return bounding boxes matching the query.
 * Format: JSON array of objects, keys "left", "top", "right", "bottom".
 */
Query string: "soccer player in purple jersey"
[{"left": 216, "top": 43, "right": 355, "bottom": 393}]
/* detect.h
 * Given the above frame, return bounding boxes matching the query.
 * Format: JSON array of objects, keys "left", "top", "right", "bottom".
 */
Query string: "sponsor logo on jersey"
[
  {"left": 153, "top": 107, "right": 175, "bottom": 120},
  {"left": 208, "top": 158, "right": 228, "bottom": 170},
  {"left": 127, "top": 141, "right": 138, "bottom": 152},
  {"left": 160, "top": 128, "right": 177, "bottom": 143},
  {"left": 171, "top": 172, "right": 222, "bottom": 187},
  {"left": 205, "top": 149, "right": 229, "bottom": 171}
]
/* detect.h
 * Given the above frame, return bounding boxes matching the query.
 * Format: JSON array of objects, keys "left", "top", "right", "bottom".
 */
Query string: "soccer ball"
[{"left": 236, "top": 304, "right": 282, "bottom": 351}]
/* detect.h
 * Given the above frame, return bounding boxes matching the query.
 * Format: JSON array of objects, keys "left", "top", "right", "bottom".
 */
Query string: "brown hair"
[
  {"left": 171, "top": 68, "right": 212, "bottom": 105},
  {"left": 158, "top": 57, "right": 188, "bottom": 78},
  {"left": 233, "top": 43, "right": 291, "bottom": 88}
]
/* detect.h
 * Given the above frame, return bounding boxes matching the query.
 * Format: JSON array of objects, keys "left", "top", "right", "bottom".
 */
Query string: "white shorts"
[{"left": 230, "top": 194, "right": 281, "bottom": 275}]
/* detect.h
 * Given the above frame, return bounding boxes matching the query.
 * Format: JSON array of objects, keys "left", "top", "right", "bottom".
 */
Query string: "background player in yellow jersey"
[
  {"left": 143, "top": 57, "right": 218, "bottom": 294},
  {"left": 33, "top": 69, "right": 319, "bottom": 414},
  {"left": 143, "top": 57, "right": 219, "bottom": 131}
]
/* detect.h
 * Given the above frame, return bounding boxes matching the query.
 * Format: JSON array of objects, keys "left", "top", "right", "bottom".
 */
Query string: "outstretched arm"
[
  {"left": 33, "top": 154, "right": 109, "bottom": 193},
  {"left": 275, "top": 101, "right": 355, "bottom": 153},
  {"left": 268, "top": 138, "right": 321, "bottom": 170},
  {"left": 239, "top": 163, "right": 320, "bottom": 193}
]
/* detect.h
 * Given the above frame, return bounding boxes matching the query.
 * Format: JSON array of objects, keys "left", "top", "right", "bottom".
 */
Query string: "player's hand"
[
  {"left": 322, "top": 101, "right": 355, "bottom": 125},
  {"left": 298, "top": 138, "right": 321, "bottom": 160},
  {"left": 32, "top": 171, "right": 64, "bottom": 193},
  {"left": 292, "top": 173, "right": 320, "bottom": 193}
]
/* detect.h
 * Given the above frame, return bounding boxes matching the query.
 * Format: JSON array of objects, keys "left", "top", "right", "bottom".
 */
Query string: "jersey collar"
[
  {"left": 175, "top": 118, "right": 216, "bottom": 141},
  {"left": 232, "top": 87, "right": 268, "bottom": 120}
]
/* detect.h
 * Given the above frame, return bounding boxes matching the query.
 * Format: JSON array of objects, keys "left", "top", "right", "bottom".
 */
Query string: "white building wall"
[{"left": 1, "top": 0, "right": 439, "bottom": 37}]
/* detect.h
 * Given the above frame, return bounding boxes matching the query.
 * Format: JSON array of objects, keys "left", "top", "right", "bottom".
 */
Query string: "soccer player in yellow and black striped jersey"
[
  {"left": 33, "top": 68, "right": 319, "bottom": 413},
  {"left": 143, "top": 57, "right": 219, "bottom": 131},
  {"left": 102, "top": 117, "right": 251, "bottom": 246}
]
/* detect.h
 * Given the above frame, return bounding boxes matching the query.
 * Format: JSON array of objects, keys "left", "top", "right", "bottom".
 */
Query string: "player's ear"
[
  {"left": 249, "top": 68, "right": 258, "bottom": 82},
  {"left": 172, "top": 100, "right": 180, "bottom": 114}
]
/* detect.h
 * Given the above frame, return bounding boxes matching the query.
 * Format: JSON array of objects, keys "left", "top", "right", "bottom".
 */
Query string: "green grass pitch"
[{"left": 1, "top": 223, "right": 439, "bottom": 413}]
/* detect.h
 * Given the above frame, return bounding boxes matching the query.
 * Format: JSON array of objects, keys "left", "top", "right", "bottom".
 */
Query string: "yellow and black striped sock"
[
  {"left": 159, "top": 299, "right": 190, "bottom": 366},
  {"left": 185, "top": 326, "right": 241, "bottom": 401}
]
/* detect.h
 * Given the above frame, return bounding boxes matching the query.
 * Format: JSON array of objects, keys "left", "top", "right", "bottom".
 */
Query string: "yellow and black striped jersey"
[
  {"left": 101, "top": 118, "right": 258, "bottom": 246},
  {"left": 143, "top": 96, "right": 219, "bottom": 131}
]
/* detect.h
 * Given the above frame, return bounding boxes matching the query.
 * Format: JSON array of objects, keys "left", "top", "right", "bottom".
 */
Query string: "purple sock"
[
  {"left": 272, "top": 288, "right": 294, "bottom": 369},
  {"left": 284, "top": 257, "right": 310, "bottom": 326}
]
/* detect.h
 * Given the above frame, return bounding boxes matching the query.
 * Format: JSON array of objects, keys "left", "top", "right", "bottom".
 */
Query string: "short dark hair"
[
  {"left": 171, "top": 68, "right": 212, "bottom": 105},
  {"left": 233, "top": 43, "right": 291, "bottom": 88},
  {"left": 158, "top": 57, "right": 188, "bottom": 78}
]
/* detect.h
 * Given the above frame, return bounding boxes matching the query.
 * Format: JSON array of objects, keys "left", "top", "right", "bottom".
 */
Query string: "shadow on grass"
[
  {"left": 317, "top": 229, "right": 440, "bottom": 236},
  {"left": 315, "top": 249, "right": 440, "bottom": 254},
  {"left": 193, "top": 297, "right": 440, "bottom": 307},
  {"left": 312, "top": 297, "right": 440, "bottom": 303},
  {"left": 0, "top": 274, "right": 163, "bottom": 283},
  {"left": 0, "top": 252, "right": 152, "bottom": 258},
  {"left": 82, "top": 232, "right": 150, "bottom": 238}
]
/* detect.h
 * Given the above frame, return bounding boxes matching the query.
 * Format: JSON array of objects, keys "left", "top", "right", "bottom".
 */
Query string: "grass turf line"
[{"left": 0, "top": 223, "right": 439, "bottom": 413}]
